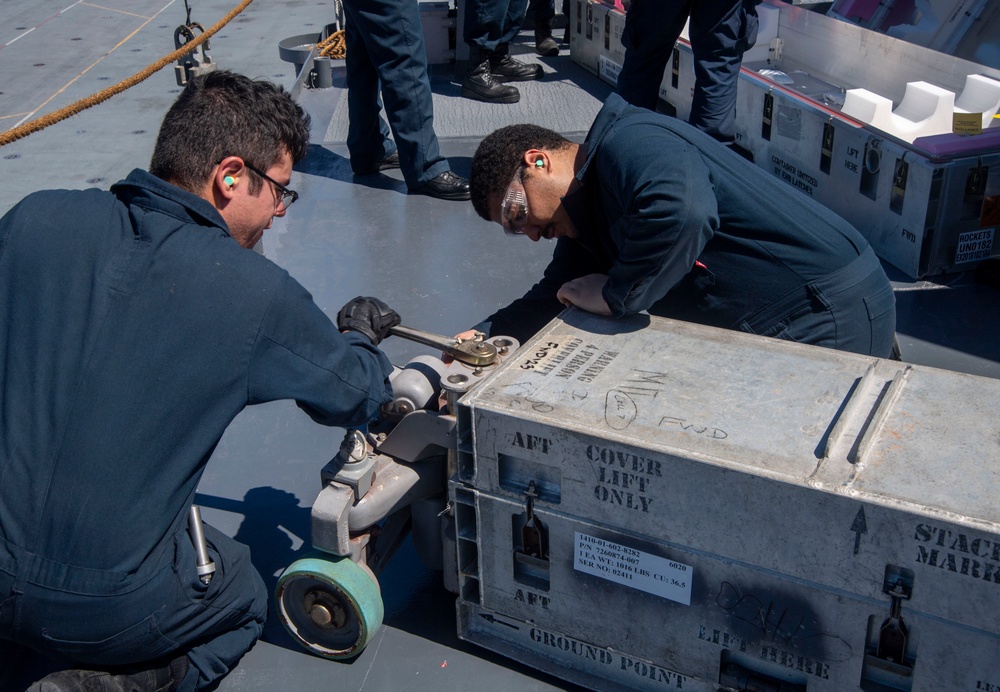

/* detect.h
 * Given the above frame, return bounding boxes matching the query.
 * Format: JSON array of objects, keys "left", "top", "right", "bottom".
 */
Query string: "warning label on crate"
[
  {"left": 955, "top": 228, "right": 994, "bottom": 263},
  {"left": 574, "top": 532, "right": 692, "bottom": 605},
  {"left": 952, "top": 112, "right": 983, "bottom": 135},
  {"left": 770, "top": 154, "right": 818, "bottom": 197},
  {"left": 599, "top": 55, "right": 622, "bottom": 85}
]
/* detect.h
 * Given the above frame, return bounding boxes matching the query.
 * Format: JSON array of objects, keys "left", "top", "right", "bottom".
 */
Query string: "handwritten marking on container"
[
  {"left": 618, "top": 369, "right": 669, "bottom": 400},
  {"left": 715, "top": 581, "right": 807, "bottom": 644},
  {"left": 519, "top": 338, "right": 592, "bottom": 375},
  {"left": 659, "top": 416, "right": 727, "bottom": 439},
  {"left": 575, "top": 532, "right": 692, "bottom": 605},
  {"left": 605, "top": 390, "right": 637, "bottom": 430},
  {"left": 519, "top": 340, "right": 565, "bottom": 373},
  {"left": 496, "top": 382, "right": 555, "bottom": 413}
]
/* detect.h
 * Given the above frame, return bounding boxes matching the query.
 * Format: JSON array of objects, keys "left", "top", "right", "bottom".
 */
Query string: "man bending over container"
[
  {"left": 465, "top": 93, "right": 897, "bottom": 357},
  {"left": 0, "top": 71, "right": 402, "bottom": 691}
]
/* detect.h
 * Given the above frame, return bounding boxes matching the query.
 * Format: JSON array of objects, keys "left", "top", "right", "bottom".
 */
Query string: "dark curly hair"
[
  {"left": 470, "top": 124, "right": 573, "bottom": 221},
  {"left": 150, "top": 70, "right": 311, "bottom": 195}
]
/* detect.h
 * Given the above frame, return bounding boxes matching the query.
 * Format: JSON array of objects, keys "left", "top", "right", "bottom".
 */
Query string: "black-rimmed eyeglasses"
[{"left": 244, "top": 162, "right": 299, "bottom": 209}]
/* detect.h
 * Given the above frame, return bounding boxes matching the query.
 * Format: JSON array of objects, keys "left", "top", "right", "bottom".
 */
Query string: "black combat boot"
[
  {"left": 461, "top": 50, "right": 520, "bottom": 103},
  {"left": 28, "top": 655, "right": 188, "bottom": 692},
  {"left": 412, "top": 171, "right": 471, "bottom": 201},
  {"left": 534, "top": 18, "right": 559, "bottom": 56},
  {"left": 488, "top": 47, "right": 544, "bottom": 82},
  {"left": 28, "top": 665, "right": 174, "bottom": 692}
]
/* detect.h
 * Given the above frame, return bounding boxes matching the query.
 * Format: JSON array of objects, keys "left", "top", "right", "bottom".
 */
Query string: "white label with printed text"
[{"left": 574, "top": 532, "right": 692, "bottom": 605}]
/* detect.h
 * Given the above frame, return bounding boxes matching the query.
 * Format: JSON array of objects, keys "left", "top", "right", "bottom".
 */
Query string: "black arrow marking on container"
[
  {"left": 480, "top": 613, "right": 520, "bottom": 630},
  {"left": 850, "top": 507, "right": 868, "bottom": 555}
]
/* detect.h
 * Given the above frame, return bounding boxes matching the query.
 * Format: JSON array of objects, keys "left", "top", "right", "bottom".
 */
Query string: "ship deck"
[{"left": 1, "top": 1, "right": 997, "bottom": 690}]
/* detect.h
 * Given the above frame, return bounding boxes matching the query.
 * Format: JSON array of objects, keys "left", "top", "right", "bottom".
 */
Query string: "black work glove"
[{"left": 337, "top": 296, "right": 401, "bottom": 346}]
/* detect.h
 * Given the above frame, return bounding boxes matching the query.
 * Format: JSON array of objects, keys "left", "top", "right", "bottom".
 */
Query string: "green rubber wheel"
[{"left": 275, "top": 555, "right": 384, "bottom": 659}]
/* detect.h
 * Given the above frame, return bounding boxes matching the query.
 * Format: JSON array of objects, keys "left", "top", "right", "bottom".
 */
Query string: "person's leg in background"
[
  {"left": 616, "top": 0, "right": 692, "bottom": 111},
  {"left": 342, "top": 2, "right": 398, "bottom": 175},
  {"left": 489, "top": 0, "right": 543, "bottom": 81},
  {"left": 529, "top": 0, "right": 558, "bottom": 56},
  {"left": 687, "top": 0, "right": 759, "bottom": 143},
  {"left": 343, "top": 0, "right": 470, "bottom": 199},
  {"left": 462, "top": 0, "right": 522, "bottom": 102}
]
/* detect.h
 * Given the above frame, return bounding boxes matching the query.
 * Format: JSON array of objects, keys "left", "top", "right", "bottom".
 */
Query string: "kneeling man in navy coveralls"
[
  {"left": 0, "top": 71, "right": 401, "bottom": 691},
  {"left": 466, "top": 93, "right": 896, "bottom": 357}
]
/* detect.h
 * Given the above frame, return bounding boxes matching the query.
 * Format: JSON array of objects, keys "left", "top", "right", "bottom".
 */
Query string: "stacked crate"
[{"left": 569, "top": 1, "right": 1000, "bottom": 278}]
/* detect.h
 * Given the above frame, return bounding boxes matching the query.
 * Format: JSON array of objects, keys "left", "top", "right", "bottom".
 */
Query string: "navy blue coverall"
[
  {"left": 616, "top": 0, "right": 760, "bottom": 143},
  {"left": 527, "top": 0, "right": 568, "bottom": 25},
  {"left": 464, "top": 0, "right": 530, "bottom": 56},
  {"left": 477, "top": 95, "right": 897, "bottom": 357},
  {"left": 342, "top": 0, "right": 451, "bottom": 188},
  {"left": 0, "top": 170, "right": 394, "bottom": 690}
]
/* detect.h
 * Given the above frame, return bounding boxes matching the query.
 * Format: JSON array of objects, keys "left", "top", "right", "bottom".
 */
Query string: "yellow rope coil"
[
  {"left": 0, "top": 0, "right": 255, "bottom": 147},
  {"left": 316, "top": 30, "right": 346, "bottom": 60}
]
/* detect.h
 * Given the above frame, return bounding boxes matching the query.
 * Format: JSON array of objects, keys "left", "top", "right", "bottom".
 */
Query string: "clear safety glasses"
[
  {"left": 500, "top": 168, "right": 528, "bottom": 236},
  {"left": 245, "top": 162, "right": 299, "bottom": 210}
]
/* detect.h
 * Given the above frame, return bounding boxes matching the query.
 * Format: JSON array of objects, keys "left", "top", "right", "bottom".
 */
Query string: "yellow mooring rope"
[
  {"left": 316, "top": 30, "right": 346, "bottom": 59},
  {"left": 0, "top": 0, "right": 255, "bottom": 147}
]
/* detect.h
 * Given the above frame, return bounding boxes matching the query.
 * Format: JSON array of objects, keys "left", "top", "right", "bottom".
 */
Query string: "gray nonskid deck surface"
[
  {"left": 1, "top": 0, "right": 998, "bottom": 690},
  {"left": 324, "top": 51, "right": 611, "bottom": 142}
]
